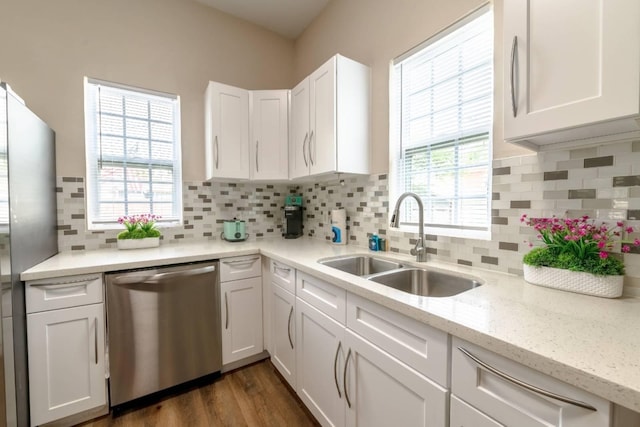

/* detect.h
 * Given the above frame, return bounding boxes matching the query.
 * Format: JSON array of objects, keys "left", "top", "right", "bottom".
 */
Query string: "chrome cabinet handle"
[
  {"left": 458, "top": 347, "right": 597, "bottom": 411},
  {"left": 222, "top": 257, "right": 259, "bottom": 266},
  {"left": 333, "top": 341, "right": 342, "bottom": 398},
  {"left": 343, "top": 347, "right": 352, "bottom": 408},
  {"left": 309, "top": 130, "right": 315, "bottom": 165},
  {"left": 141, "top": 266, "right": 216, "bottom": 284},
  {"left": 302, "top": 132, "right": 309, "bottom": 166},
  {"left": 287, "top": 306, "right": 294, "bottom": 349},
  {"left": 273, "top": 262, "right": 291, "bottom": 274},
  {"left": 214, "top": 136, "right": 219, "bottom": 169},
  {"left": 30, "top": 279, "right": 97, "bottom": 290},
  {"left": 224, "top": 292, "right": 229, "bottom": 330},
  {"left": 255, "top": 140, "right": 259, "bottom": 172},
  {"left": 510, "top": 36, "right": 518, "bottom": 118},
  {"left": 94, "top": 317, "right": 98, "bottom": 364}
]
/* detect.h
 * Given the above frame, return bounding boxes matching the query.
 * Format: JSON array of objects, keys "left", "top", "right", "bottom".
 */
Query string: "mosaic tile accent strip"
[{"left": 56, "top": 178, "right": 289, "bottom": 251}]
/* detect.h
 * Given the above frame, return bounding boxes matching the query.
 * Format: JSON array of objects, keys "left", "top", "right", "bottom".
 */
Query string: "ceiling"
[{"left": 195, "top": 0, "right": 330, "bottom": 39}]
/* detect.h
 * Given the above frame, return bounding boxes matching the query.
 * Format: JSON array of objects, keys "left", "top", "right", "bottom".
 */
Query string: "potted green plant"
[
  {"left": 520, "top": 215, "right": 640, "bottom": 298},
  {"left": 116, "top": 214, "right": 162, "bottom": 249}
]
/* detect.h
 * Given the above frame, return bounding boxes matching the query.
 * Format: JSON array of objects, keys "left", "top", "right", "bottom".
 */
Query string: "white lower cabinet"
[
  {"left": 27, "top": 303, "right": 106, "bottom": 426},
  {"left": 451, "top": 337, "right": 611, "bottom": 427},
  {"left": 270, "top": 282, "right": 296, "bottom": 387},
  {"left": 221, "top": 276, "right": 263, "bottom": 365},
  {"left": 450, "top": 395, "right": 504, "bottom": 427},
  {"left": 345, "top": 329, "right": 447, "bottom": 427},
  {"left": 296, "top": 298, "right": 346, "bottom": 427}
]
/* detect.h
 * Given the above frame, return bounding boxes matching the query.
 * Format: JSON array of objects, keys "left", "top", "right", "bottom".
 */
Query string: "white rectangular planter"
[
  {"left": 116, "top": 237, "right": 160, "bottom": 250},
  {"left": 523, "top": 264, "right": 623, "bottom": 298}
]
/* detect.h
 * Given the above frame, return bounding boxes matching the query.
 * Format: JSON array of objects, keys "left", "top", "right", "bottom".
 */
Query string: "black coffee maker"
[{"left": 283, "top": 195, "right": 303, "bottom": 239}]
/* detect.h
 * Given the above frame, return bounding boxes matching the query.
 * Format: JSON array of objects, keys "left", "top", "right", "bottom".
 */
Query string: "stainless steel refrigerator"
[{"left": 0, "top": 82, "right": 58, "bottom": 426}]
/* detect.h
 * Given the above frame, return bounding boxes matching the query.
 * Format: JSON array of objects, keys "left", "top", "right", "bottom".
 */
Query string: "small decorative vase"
[
  {"left": 116, "top": 237, "right": 160, "bottom": 250},
  {"left": 523, "top": 264, "right": 623, "bottom": 298}
]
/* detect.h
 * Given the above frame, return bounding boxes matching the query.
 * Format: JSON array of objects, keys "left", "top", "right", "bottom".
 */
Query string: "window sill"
[
  {"left": 86, "top": 220, "right": 182, "bottom": 232},
  {"left": 389, "top": 224, "right": 491, "bottom": 241}
]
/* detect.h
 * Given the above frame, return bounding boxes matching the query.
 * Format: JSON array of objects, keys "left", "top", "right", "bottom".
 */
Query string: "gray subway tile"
[
  {"left": 584, "top": 155, "right": 614, "bottom": 168},
  {"left": 543, "top": 170, "right": 568, "bottom": 181},
  {"left": 492, "top": 166, "right": 511, "bottom": 176},
  {"left": 499, "top": 242, "right": 519, "bottom": 251},
  {"left": 628, "top": 210, "right": 640, "bottom": 220},
  {"left": 491, "top": 217, "right": 508, "bottom": 225},
  {"left": 543, "top": 190, "right": 568, "bottom": 199},
  {"left": 568, "top": 189, "right": 596, "bottom": 199},
  {"left": 582, "top": 199, "right": 612, "bottom": 209},
  {"left": 457, "top": 259, "right": 472, "bottom": 266},
  {"left": 510, "top": 200, "right": 531, "bottom": 209},
  {"left": 481, "top": 256, "right": 499, "bottom": 265},
  {"left": 613, "top": 175, "right": 640, "bottom": 187}
]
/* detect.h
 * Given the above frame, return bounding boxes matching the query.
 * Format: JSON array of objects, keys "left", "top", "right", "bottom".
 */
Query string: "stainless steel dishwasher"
[{"left": 105, "top": 261, "right": 221, "bottom": 407}]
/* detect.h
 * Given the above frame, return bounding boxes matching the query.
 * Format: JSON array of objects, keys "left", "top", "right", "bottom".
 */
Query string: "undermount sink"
[
  {"left": 318, "top": 255, "right": 404, "bottom": 276},
  {"left": 318, "top": 254, "right": 482, "bottom": 298},
  {"left": 368, "top": 268, "right": 482, "bottom": 298}
]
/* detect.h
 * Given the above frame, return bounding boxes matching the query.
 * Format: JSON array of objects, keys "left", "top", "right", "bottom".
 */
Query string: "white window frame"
[
  {"left": 84, "top": 77, "right": 183, "bottom": 230},
  {"left": 389, "top": 4, "right": 493, "bottom": 240}
]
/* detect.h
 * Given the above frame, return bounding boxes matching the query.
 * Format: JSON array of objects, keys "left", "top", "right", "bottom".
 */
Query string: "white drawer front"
[
  {"left": 451, "top": 337, "right": 611, "bottom": 427},
  {"left": 220, "top": 255, "right": 261, "bottom": 281},
  {"left": 296, "top": 272, "right": 346, "bottom": 324},
  {"left": 271, "top": 260, "right": 295, "bottom": 294},
  {"left": 450, "top": 395, "right": 504, "bottom": 427},
  {"left": 346, "top": 293, "right": 449, "bottom": 387},
  {"left": 26, "top": 274, "right": 103, "bottom": 313}
]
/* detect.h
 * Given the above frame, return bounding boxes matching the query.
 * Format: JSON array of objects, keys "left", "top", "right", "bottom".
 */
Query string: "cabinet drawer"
[
  {"left": 296, "top": 272, "right": 346, "bottom": 324},
  {"left": 450, "top": 395, "right": 503, "bottom": 427},
  {"left": 220, "top": 255, "right": 261, "bottom": 281},
  {"left": 452, "top": 337, "right": 611, "bottom": 427},
  {"left": 271, "top": 260, "right": 295, "bottom": 294},
  {"left": 346, "top": 293, "right": 449, "bottom": 387},
  {"left": 26, "top": 274, "right": 103, "bottom": 313}
]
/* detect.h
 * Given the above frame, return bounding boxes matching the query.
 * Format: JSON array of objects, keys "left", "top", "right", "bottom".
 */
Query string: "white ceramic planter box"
[
  {"left": 523, "top": 264, "right": 623, "bottom": 298},
  {"left": 116, "top": 237, "right": 160, "bottom": 250}
]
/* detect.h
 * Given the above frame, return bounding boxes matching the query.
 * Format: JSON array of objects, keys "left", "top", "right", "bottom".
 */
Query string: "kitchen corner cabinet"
[
  {"left": 503, "top": 0, "right": 640, "bottom": 149},
  {"left": 290, "top": 54, "right": 370, "bottom": 179},
  {"left": 205, "top": 81, "right": 250, "bottom": 180},
  {"left": 220, "top": 255, "right": 263, "bottom": 365},
  {"left": 26, "top": 275, "right": 107, "bottom": 426},
  {"left": 250, "top": 90, "right": 289, "bottom": 180}
]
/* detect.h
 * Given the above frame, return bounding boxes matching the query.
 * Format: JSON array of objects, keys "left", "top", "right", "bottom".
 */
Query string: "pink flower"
[
  {"left": 599, "top": 251, "right": 609, "bottom": 259},
  {"left": 622, "top": 245, "right": 631, "bottom": 253},
  {"left": 626, "top": 227, "right": 634, "bottom": 234},
  {"left": 597, "top": 240, "right": 606, "bottom": 249},
  {"left": 635, "top": 238, "right": 640, "bottom": 246}
]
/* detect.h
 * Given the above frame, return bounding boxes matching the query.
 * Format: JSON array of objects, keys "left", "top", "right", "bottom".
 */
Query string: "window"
[
  {"left": 390, "top": 6, "right": 493, "bottom": 239},
  {"left": 84, "top": 78, "right": 182, "bottom": 229}
]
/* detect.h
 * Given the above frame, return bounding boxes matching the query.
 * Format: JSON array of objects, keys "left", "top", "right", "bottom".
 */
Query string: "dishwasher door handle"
[{"left": 111, "top": 265, "right": 216, "bottom": 285}]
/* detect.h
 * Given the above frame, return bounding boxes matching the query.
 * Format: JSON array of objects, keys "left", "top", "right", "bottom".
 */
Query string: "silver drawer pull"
[
  {"left": 143, "top": 266, "right": 216, "bottom": 283},
  {"left": 30, "top": 280, "right": 95, "bottom": 290},
  {"left": 273, "top": 263, "right": 291, "bottom": 273},
  {"left": 333, "top": 341, "right": 342, "bottom": 398},
  {"left": 287, "top": 306, "right": 294, "bottom": 349},
  {"left": 94, "top": 317, "right": 98, "bottom": 364},
  {"left": 458, "top": 347, "right": 597, "bottom": 411},
  {"left": 222, "top": 257, "right": 259, "bottom": 265}
]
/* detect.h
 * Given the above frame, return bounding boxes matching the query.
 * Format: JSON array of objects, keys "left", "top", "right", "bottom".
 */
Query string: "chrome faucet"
[{"left": 390, "top": 192, "right": 427, "bottom": 262}]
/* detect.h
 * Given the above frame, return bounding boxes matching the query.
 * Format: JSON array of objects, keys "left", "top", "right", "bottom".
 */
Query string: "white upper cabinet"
[
  {"left": 205, "top": 81, "right": 250, "bottom": 180},
  {"left": 290, "top": 54, "right": 371, "bottom": 179},
  {"left": 503, "top": 0, "right": 640, "bottom": 149},
  {"left": 250, "top": 90, "right": 289, "bottom": 180}
]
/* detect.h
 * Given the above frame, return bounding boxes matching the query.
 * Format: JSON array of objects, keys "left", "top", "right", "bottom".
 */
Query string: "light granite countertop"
[{"left": 21, "top": 238, "right": 640, "bottom": 413}]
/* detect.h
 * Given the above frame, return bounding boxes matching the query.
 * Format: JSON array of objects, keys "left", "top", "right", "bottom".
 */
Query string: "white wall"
[
  {"left": 0, "top": 0, "right": 295, "bottom": 181},
  {"left": 294, "top": 0, "right": 531, "bottom": 174}
]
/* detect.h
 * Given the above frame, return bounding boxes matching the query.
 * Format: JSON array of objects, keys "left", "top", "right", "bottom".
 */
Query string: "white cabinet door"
[
  {"left": 221, "top": 277, "right": 263, "bottom": 365},
  {"left": 290, "top": 78, "right": 311, "bottom": 179},
  {"left": 27, "top": 303, "right": 106, "bottom": 426},
  {"left": 309, "top": 56, "right": 337, "bottom": 176},
  {"left": 503, "top": 0, "right": 640, "bottom": 145},
  {"left": 250, "top": 90, "right": 289, "bottom": 180},
  {"left": 270, "top": 283, "right": 296, "bottom": 388},
  {"left": 344, "top": 330, "right": 447, "bottom": 427},
  {"left": 450, "top": 396, "right": 504, "bottom": 427},
  {"left": 205, "top": 81, "right": 250, "bottom": 180},
  {"left": 296, "top": 298, "right": 346, "bottom": 427}
]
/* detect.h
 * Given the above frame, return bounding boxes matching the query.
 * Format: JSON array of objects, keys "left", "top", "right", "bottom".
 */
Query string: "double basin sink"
[{"left": 318, "top": 254, "right": 482, "bottom": 298}]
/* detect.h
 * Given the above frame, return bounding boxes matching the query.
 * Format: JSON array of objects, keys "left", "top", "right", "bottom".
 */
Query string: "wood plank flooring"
[{"left": 78, "top": 360, "right": 319, "bottom": 427}]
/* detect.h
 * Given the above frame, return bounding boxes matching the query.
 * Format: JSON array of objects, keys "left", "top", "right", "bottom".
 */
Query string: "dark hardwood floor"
[{"left": 78, "top": 360, "right": 319, "bottom": 427}]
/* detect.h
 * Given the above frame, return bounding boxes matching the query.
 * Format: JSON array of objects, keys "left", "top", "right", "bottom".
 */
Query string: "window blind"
[
  {"left": 84, "top": 78, "right": 182, "bottom": 227},
  {"left": 390, "top": 6, "right": 493, "bottom": 236}
]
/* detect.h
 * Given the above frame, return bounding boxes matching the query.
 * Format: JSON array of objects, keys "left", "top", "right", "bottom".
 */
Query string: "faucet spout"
[{"left": 390, "top": 192, "right": 427, "bottom": 262}]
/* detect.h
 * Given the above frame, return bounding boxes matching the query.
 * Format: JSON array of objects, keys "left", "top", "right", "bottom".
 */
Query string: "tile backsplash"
[{"left": 57, "top": 140, "right": 640, "bottom": 289}]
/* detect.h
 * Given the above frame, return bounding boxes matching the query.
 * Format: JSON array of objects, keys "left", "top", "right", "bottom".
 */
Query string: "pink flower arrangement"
[
  {"left": 117, "top": 214, "right": 162, "bottom": 239},
  {"left": 520, "top": 214, "right": 639, "bottom": 260}
]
